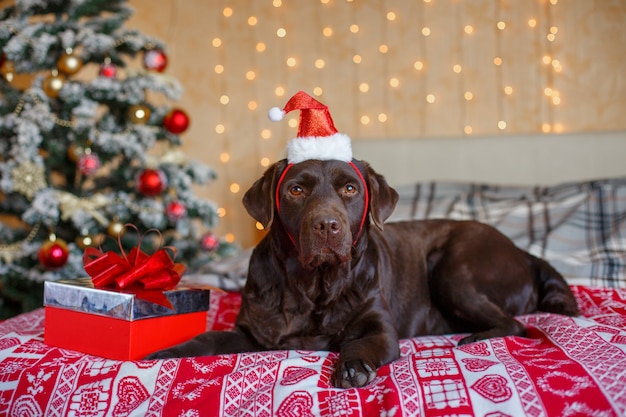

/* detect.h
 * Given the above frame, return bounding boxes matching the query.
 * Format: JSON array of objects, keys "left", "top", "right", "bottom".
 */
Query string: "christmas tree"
[{"left": 0, "top": 0, "right": 236, "bottom": 319}]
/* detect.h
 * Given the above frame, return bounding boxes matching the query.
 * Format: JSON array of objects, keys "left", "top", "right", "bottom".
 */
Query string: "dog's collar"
[{"left": 274, "top": 160, "right": 369, "bottom": 247}]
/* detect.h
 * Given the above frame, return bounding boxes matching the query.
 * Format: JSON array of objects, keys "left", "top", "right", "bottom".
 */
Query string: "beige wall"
[{"left": 128, "top": 0, "right": 626, "bottom": 248}]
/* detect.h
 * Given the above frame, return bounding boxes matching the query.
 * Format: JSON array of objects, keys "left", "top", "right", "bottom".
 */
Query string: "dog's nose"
[{"left": 313, "top": 218, "right": 342, "bottom": 236}]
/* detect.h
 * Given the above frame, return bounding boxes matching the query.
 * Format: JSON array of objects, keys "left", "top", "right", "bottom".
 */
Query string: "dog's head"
[{"left": 243, "top": 159, "right": 399, "bottom": 270}]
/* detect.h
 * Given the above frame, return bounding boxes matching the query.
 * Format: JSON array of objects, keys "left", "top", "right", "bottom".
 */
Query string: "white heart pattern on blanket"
[
  {"left": 281, "top": 366, "right": 318, "bottom": 386},
  {"left": 471, "top": 374, "right": 513, "bottom": 403},
  {"left": 112, "top": 376, "right": 149, "bottom": 416},
  {"left": 461, "top": 358, "right": 499, "bottom": 372}
]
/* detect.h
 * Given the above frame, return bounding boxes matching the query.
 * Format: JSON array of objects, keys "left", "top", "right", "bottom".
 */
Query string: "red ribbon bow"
[{"left": 82, "top": 227, "right": 186, "bottom": 309}]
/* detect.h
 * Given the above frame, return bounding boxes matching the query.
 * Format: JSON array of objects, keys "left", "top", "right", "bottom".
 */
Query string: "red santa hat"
[{"left": 268, "top": 91, "right": 352, "bottom": 164}]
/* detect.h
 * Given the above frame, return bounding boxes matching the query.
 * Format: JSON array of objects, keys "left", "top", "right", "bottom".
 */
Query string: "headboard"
[{"left": 352, "top": 131, "right": 626, "bottom": 186}]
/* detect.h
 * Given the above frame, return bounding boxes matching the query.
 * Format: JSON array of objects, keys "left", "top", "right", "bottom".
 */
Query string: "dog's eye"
[
  {"left": 343, "top": 184, "right": 358, "bottom": 195},
  {"left": 289, "top": 185, "right": 304, "bottom": 196}
]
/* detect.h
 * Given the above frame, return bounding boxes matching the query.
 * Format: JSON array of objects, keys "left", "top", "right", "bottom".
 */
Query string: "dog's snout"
[
  {"left": 299, "top": 203, "right": 353, "bottom": 269},
  {"left": 313, "top": 218, "right": 342, "bottom": 236}
]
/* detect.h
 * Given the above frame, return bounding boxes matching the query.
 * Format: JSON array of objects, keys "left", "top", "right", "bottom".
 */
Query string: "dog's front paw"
[
  {"left": 333, "top": 359, "right": 377, "bottom": 388},
  {"left": 457, "top": 334, "right": 481, "bottom": 346}
]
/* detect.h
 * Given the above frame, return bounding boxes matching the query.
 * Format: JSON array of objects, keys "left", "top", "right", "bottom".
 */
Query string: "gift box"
[{"left": 44, "top": 277, "right": 210, "bottom": 360}]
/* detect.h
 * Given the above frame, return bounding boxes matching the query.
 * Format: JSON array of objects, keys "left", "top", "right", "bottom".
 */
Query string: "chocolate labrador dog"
[{"left": 148, "top": 158, "right": 579, "bottom": 389}]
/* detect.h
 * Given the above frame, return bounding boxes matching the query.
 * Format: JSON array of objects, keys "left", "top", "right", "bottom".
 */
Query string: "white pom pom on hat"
[
  {"left": 267, "top": 91, "right": 352, "bottom": 164},
  {"left": 268, "top": 107, "right": 285, "bottom": 121}
]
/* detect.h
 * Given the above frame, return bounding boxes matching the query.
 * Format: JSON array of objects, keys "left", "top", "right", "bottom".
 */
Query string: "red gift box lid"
[{"left": 43, "top": 277, "right": 210, "bottom": 321}]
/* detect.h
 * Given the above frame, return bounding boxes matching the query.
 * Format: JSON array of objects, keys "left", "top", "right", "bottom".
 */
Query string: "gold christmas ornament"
[
  {"left": 67, "top": 143, "right": 84, "bottom": 162},
  {"left": 57, "top": 53, "right": 83, "bottom": 75},
  {"left": 0, "top": 56, "right": 13, "bottom": 83},
  {"left": 107, "top": 219, "right": 126, "bottom": 238},
  {"left": 1, "top": 64, "right": 13, "bottom": 83},
  {"left": 11, "top": 160, "right": 46, "bottom": 199},
  {"left": 2, "top": 70, "right": 13, "bottom": 83},
  {"left": 42, "top": 71, "right": 65, "bottom": 98},
  {"left": 127, "top": 104, "right": 151, "bottom": 124},
  {"left": 75, "top": 233, "right": 95, "bottom": 249}
]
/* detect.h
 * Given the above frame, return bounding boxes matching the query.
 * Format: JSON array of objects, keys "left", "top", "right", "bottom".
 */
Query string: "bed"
[{"left": 2, "top": 132, "right": 626, "bottom": 416}]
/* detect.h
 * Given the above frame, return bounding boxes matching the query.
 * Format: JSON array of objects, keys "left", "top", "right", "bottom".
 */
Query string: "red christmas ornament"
[
  {"left": 163, "top": 108, "right": 190, "bottom": 134},
  {"left": 99, "top": 56, "right": 116, "bottom": 78},
  {"left": 200, "top": 232, "right": 220, "bottom": 252},
  {"left": 143, "top": 49, "right": 168, "bottom": 72},
  {"left": 137, "top": 168, "right": 167, "bottom": 196},
  {"left": 99, "top": 62, "right": 117, "bottom": 78},
  {"left": 166, "top": 200, "right": 187, "bottom": 223},
  {"left": 0, "top": 53, "right": 5, "bottom": 68},
  {"left": 39, "top": 237, "right": 69, "bottom": 269},
  {"left": 78, "top": 152, "right": 100, "bottom": 175}
]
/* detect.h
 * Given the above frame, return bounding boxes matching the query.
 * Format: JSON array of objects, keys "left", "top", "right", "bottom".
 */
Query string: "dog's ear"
[
  {"left": 364, "top": 162, "right": 399, "bottom": 230},
  {"left": 242, "top": 159, "right": 288, "bottom": 229}
]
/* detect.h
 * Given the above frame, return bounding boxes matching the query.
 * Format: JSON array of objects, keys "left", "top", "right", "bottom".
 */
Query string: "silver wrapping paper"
[{"left": 44, "top": 277, "right": 210, "bottom": 321}]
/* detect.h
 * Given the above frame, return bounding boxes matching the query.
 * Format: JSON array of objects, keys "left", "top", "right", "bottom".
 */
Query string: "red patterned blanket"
[{"left": 1, "top": 286, "right": 625, "bottom": 416}]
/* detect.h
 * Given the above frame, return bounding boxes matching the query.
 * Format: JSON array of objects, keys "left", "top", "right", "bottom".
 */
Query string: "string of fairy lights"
[{"left": 190, "top": 0, "right": 565, "bottom": 245}]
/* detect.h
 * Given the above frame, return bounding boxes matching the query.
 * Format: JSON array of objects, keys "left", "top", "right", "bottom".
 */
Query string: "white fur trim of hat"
[{"left": 286, "top": 133, "right": 352, "bottom": 164}]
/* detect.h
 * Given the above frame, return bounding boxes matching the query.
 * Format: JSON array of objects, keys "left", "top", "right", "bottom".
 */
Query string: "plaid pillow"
[{"left": 389, "top": 177, "right": 626, "bottom": 288}]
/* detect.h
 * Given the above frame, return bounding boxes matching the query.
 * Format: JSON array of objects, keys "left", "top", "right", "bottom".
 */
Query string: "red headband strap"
[
  {"left": 274, "top": 161, "right": 369, "bottom": 247},
  {"left": 348, "top": 161, "right": 369, "bottom": 244}
]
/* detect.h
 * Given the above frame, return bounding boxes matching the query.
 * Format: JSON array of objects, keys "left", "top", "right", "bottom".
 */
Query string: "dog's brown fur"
[{"left": 148, "top": 159, "right": 579, "bottom": 388}]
